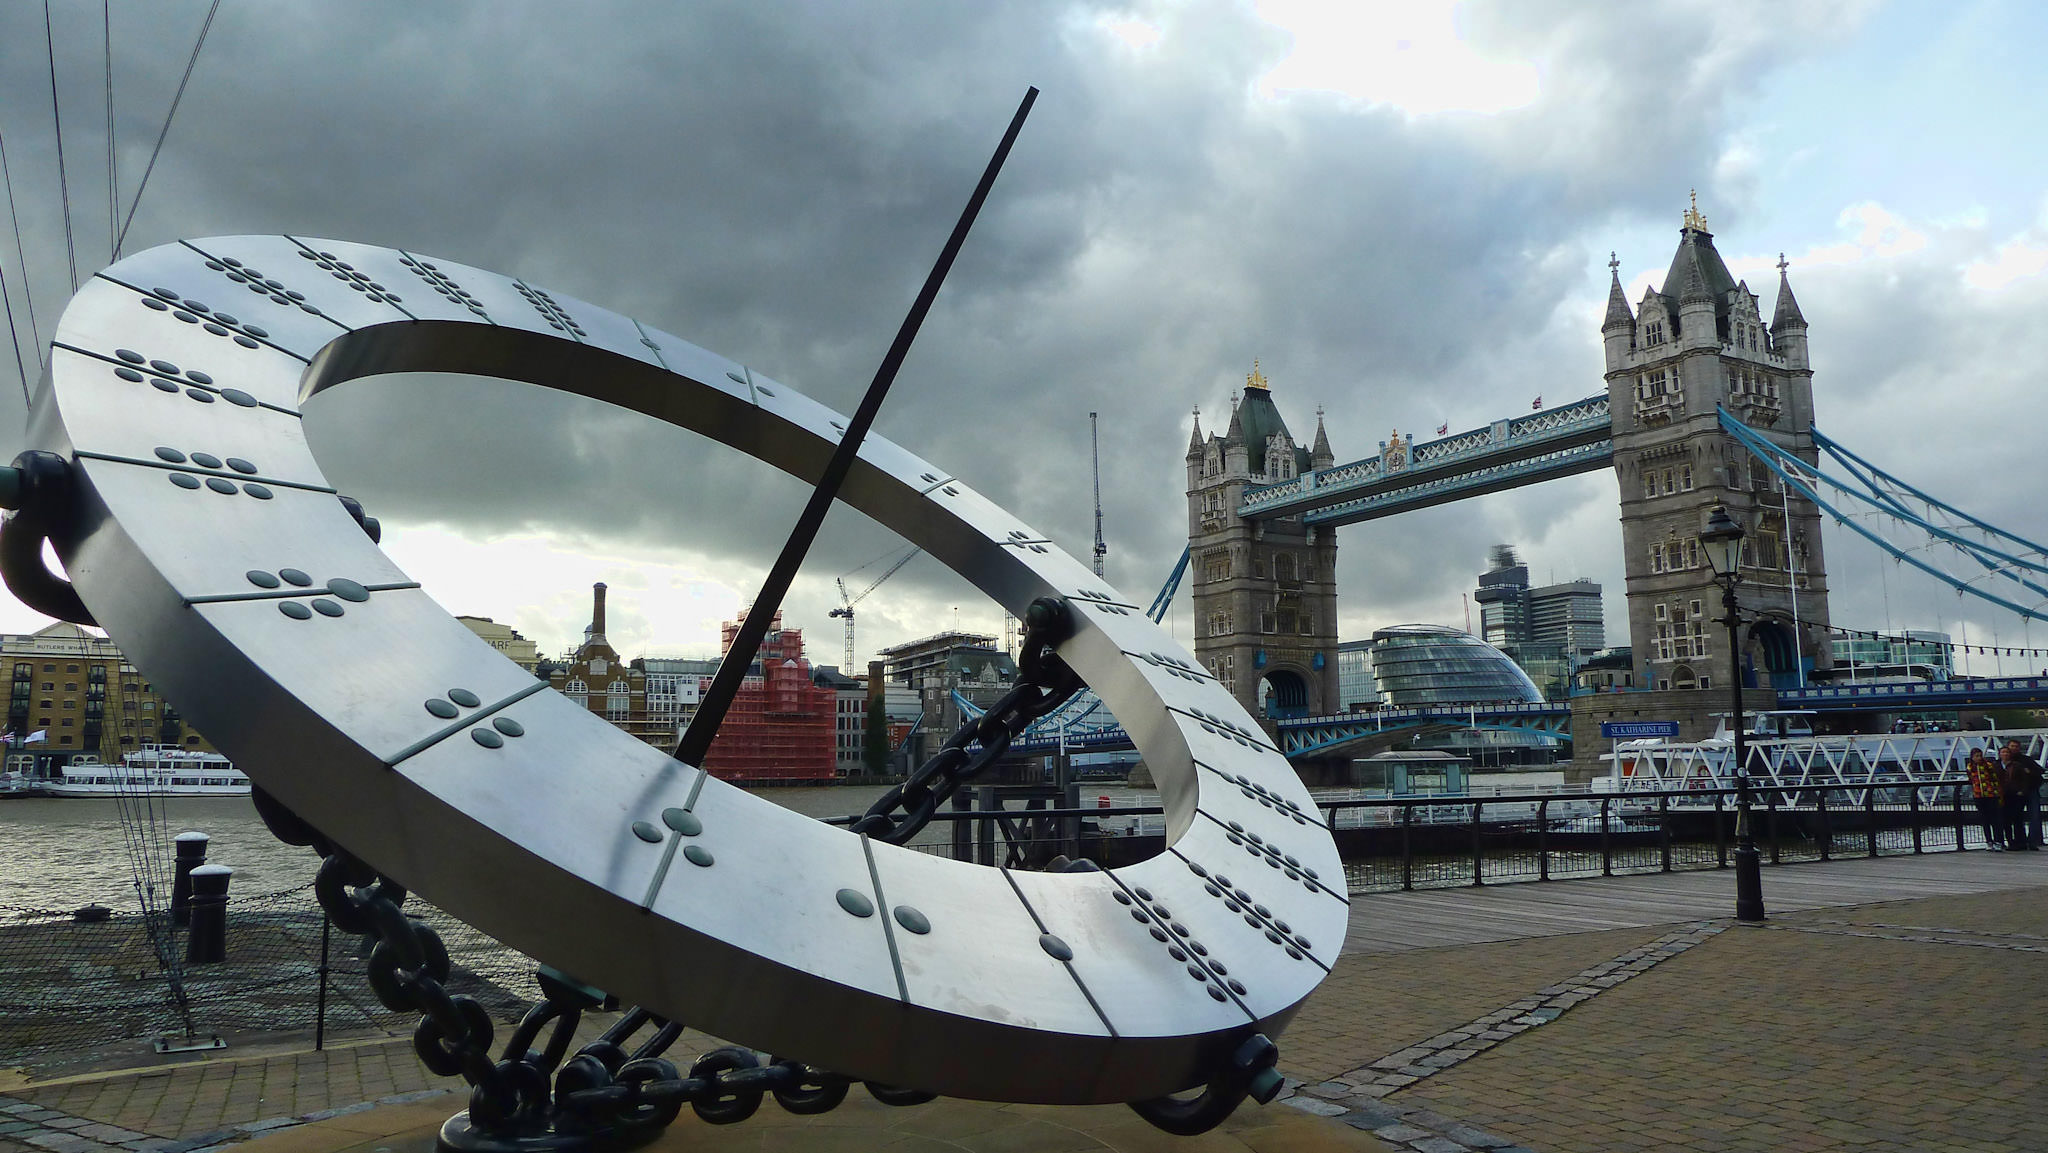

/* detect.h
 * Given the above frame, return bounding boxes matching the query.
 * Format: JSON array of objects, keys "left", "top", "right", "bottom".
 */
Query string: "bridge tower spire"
[
  {"left": 1188, "top": 363, "right": 1339, "bottom": 726},
  {"left": 1603, "top": 199, "right": 1832, "bottom": 724}
]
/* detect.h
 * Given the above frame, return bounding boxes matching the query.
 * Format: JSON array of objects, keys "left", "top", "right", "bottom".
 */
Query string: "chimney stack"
[{"left": 591, "top": 582, "right": 608, "bottom": 638}]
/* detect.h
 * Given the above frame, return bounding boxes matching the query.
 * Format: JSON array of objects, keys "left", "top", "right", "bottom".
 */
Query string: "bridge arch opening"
[
  {"left": 1672, "top": 663, "right": 1699, "bottom": 690},
  {"left": 1750, "top": 619, "right": 1800, "bottom": 690},
  {"left": 1260, "top": 670, "right": 1311, "bottom": 719}
]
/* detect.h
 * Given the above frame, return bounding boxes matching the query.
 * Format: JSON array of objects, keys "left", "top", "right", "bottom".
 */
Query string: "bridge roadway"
[{"left": 988, "top": 675, "right": 2048, "bottom": 760}]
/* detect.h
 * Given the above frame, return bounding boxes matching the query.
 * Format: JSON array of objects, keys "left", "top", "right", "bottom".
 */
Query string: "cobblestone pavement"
[
  {"left": 7, "top": 879, "right": 2047, "bottom": 1153},
  {"left": 1392, "top": 888, "right": 2048, "bottom": 1152}
]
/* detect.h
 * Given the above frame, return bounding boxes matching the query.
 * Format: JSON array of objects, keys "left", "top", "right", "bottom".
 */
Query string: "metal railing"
[{"left": 828, "top": 778, "right": 2000, "bottom": 895}]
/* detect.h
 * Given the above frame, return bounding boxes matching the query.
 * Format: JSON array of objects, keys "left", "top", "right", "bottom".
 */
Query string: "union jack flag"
[{"left": 1531, "top": 396, "right": 1543, "bottom": 410}]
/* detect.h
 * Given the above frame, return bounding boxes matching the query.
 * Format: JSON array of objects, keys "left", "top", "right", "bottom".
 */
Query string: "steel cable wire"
[
  {"left": 103, "top": 0, "right": 116, "bottom": 263},
  {"left": 0, "top": 130, "right": 41, "bottom": 362},
  {"left": 43, "top": 0, "right": 77, "bottom": 292},
  {"left": 113, "top": 0, "right": 220, "bottom": 259}
]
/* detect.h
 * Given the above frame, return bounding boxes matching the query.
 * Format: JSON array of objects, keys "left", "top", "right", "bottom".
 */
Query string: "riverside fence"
[
  {"left": 0, "top": 881, "right": 535, "bottom": 1078},
  {"left": 1, "top": 778, "right": 2002, "bottom": 1075}
]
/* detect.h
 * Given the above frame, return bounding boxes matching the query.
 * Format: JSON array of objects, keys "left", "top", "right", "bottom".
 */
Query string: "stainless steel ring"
[{"left": 25, "top": 236, "right": 1345, "bottom": 1103}]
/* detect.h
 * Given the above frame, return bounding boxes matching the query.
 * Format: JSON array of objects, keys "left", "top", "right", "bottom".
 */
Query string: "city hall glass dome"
[{"left": 1369, "top": 624, "right": 1544, "bottom": 707}]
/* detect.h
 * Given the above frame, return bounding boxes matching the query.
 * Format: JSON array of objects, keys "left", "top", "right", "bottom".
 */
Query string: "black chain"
[
  {"left": 253, "top": 593, "right": 1260, "bottom": 1141},
  {"left": 267, "top": 796, "right": 943, "bottom": 1141},
  {"left": 851, "top": 596, "right": 1082, "bottom": 844}
]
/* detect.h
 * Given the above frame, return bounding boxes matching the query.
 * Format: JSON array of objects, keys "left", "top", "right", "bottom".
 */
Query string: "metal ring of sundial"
[{"left": 22, "top": 236, "right": 1345, "bottom": 1104}]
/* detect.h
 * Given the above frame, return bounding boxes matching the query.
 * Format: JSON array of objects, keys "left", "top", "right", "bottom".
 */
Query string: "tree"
[{"left": 863, "top": 697, "right": 892, "bottom": 776}]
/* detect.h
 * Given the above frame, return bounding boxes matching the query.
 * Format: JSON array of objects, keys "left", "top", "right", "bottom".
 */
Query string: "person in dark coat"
[{"left": 2000, "top": 741, "right": 2042, "bottom": 851}]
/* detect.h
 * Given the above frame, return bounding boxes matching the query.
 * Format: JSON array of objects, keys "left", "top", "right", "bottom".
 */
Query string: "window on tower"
[{"left": 1756, "top": 532, "right": 1781, "bottom": 570}]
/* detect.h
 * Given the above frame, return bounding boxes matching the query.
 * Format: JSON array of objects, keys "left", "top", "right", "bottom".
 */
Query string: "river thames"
[{"left": 0, "top": 784, "right": 1167, "bottom": 913}]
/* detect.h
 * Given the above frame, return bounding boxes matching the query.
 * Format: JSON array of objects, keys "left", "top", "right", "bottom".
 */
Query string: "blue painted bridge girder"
[
  {"left": 1238, "top": 394, "right": 1613, "bottom": 527},
  {"left": 1780, "top": 676, "right": 2048, "bottom": 712},
  {"left": 1272, "top": 704, "right": 1572, "bottom": 758}
]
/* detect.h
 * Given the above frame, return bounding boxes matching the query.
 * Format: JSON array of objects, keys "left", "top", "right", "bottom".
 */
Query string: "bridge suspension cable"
[{"left": 1719, "top": 407, "right": 2048, "bottom": 622}]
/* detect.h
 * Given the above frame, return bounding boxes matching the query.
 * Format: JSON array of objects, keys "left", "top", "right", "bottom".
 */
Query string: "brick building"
[
  {"left": 0, "top": 622, "right": 212, "bottom": 773},
  {"left": 547, "top": 584, "right": 661, "bottom": 744}
]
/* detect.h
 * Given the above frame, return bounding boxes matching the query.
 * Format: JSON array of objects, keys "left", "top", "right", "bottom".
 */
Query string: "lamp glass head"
[{"left": 1701, "top": 505, "right": 1745, "bottom": 577}]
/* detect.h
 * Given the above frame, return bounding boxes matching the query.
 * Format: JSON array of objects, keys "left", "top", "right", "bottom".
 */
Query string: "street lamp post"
[{"left": 1702, "top": 504, "right": 1765, "bottom": 923}]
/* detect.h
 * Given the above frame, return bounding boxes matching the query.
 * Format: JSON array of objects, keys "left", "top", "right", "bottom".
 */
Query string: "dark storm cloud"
[{"left": 0, "top": 1, "right": 1884, "bottom": 651}]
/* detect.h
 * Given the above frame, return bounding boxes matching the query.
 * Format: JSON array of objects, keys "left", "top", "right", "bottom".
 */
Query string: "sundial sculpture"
[{"left": 0, "top": 92, "right": 1345, "bottom": 1147}]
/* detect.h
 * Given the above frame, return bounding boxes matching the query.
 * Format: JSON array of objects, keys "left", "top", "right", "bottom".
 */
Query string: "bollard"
[
  {"left": 170, "top": 831, "right": 209, "bottom": 928},
  {"left": 184, "top": 864, "right": 232, "bottom": 964}
]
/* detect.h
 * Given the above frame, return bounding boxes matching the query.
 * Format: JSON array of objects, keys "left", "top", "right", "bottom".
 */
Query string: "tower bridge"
[
  {"left": 978, "top": 203, "right": 2048, "bottom": 775},
  {"left": 1187, "top": 201, "right": 1833, "bottom": 769}
]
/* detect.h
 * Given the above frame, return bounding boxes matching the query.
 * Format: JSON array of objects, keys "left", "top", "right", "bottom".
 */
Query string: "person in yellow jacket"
[{"left": 1966, "top": 747, "right": 2009, "bottom": 850}]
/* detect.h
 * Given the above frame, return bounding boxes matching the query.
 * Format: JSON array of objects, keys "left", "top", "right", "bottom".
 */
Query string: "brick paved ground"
[
  {"left": 1395, "top": 890, "right": 2048, "bottom": 1151},
  {"left": 5, "top": 866, "right": 2045, "bottom": 1153},
  {"left": 1283, "top": 926, "right": 1671, "bottom": 1083}
]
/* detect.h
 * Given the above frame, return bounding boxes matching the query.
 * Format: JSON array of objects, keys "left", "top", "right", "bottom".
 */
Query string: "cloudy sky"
[{"left": 1, "top": 0, "right": 2046, "bottom": 677}]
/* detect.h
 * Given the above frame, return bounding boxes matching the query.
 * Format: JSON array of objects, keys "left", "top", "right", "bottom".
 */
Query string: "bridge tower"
[
  {"left": 1186, "top": 363, "right": 1340, "bottom": 720},
  {"left": 1603, "top": 199, "right": 1833, "bottom": 704}
]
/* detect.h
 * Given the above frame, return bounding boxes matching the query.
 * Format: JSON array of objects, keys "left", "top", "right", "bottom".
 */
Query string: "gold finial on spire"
[
  {"left": 1683, "top": 190, "right": 1708, "bottom": 232},
  {"left": 1246, "top": 359, "right": 1270, "bottom": 391}
]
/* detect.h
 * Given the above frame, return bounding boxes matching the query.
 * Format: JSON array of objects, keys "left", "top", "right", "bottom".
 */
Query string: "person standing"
[
  {"left": 2000, "top": 741, "right": 2042, "bottom": 851},
  {"left": 1966, "top": 747, "right": 2007, "bottom": 849}
]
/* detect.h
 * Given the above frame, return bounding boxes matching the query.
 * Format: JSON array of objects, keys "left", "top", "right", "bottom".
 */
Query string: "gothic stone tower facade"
[
  {"left": 1187, "top": 365, "right": 1340, "bottom": 720},
  {"left": 1602, "top": 205, "right": 1832, "bottom": 701}
]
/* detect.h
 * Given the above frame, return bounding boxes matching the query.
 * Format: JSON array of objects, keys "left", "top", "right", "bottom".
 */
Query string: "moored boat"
[{"left": 46, "top": 747, "right": 249, "bottom": 797}]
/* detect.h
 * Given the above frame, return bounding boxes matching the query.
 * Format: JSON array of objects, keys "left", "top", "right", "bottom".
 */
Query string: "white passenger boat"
[{"left": 47, "top": 747, "right": 250, "bottom": 797}]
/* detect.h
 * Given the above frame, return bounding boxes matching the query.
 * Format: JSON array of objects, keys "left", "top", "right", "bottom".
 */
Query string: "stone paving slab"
[{"left": 1395, "top": 888, "right": 2048, "bottom": 1151}]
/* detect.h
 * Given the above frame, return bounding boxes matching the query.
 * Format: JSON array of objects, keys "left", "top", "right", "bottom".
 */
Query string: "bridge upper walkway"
[{"left": 1237, "top": 393, "right": 1612, "bottom": 526}]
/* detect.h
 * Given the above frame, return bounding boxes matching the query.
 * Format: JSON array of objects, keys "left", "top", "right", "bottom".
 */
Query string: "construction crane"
[
  {"left": 830, "top": 545, "right": 920, "bottom": 673},
  {"left": 1090, "top": 412, "right": 1107, "bottom": 578}
]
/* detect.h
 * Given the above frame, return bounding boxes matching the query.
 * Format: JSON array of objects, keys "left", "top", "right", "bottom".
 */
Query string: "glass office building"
[{"left": 1368, "top": 625, "right": 1545, "bottom": 706}]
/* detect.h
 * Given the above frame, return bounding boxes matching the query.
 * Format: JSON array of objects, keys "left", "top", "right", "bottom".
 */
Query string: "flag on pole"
[
  {"left": 23, "top": 730, "right": 46, "bottom": 744},
  {"left": 1531, "top": 396, "right": 1543, "bottom": 410},
  {"left": 1436, "top": 422, "right": 1448, "bottom": 436}
]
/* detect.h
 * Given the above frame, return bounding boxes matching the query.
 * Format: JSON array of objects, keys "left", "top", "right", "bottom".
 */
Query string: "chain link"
[{"left": 851, "top": 596, "right": 1081, "bottom": 844}]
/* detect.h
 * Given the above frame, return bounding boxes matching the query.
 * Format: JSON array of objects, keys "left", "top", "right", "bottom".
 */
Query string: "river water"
[{"left": 0, "top": 784, "right": 1166, "bottom": 914}]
